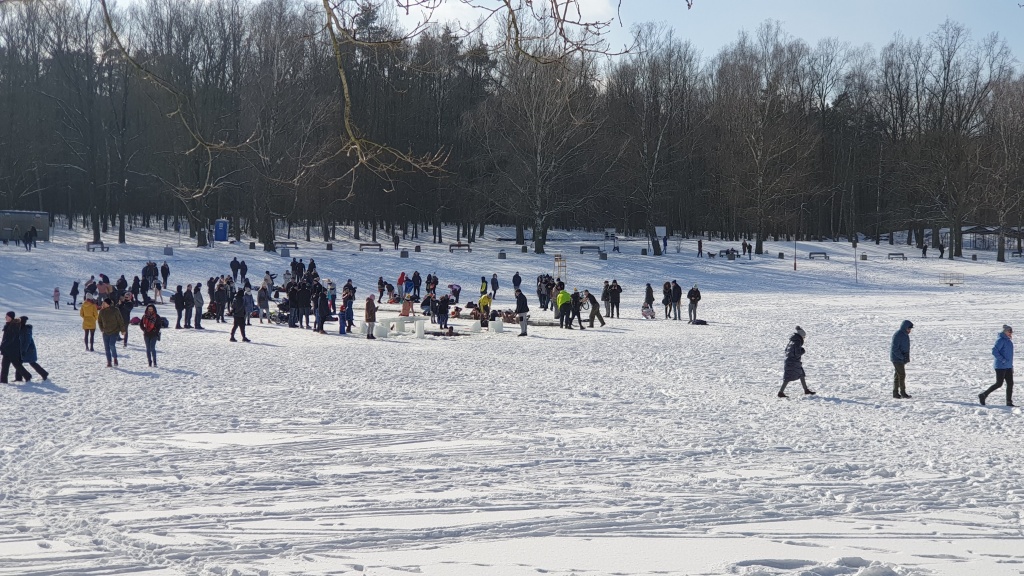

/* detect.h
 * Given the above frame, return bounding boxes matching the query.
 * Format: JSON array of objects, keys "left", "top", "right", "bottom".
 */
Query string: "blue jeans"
[
  {"left": 102, "top": 333, "right": 120, "bottom": 363},
  {"left": 144, "top": 336, "right": 158, "bottom": 365}
]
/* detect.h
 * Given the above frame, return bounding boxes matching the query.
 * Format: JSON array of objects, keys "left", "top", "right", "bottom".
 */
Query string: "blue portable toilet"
[{"left": 214, "top": 219, "right": 229, "bottom": 242}]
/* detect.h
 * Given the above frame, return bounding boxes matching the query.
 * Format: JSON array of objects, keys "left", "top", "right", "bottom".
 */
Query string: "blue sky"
[
  {"left": 415, "top": 0, "right": 1023, "bottom": 63},
  {"left": 600, "top": 0, "right": 1024, "bottom": 61}
]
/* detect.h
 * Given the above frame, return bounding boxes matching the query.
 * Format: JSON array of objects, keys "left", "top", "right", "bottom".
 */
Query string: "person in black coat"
[
  {"left": 239, "top": 260, "right": 248, "bottom": 282},
  {"left": 70, "top": 280, "right": 80, "bottom": 310},
  {"left": 117, "top": 294, "right": 135, "bottom": 347},
  {"left": 207, "top": 277, "right": 216, "bottom": 301},
  {"left": 686, "top": 284, "right": 701, "bottom": 323},
  {"left": 172, "top": 285, "right": 186, "bottom": 328},
  {"left": 214, "top": 282, "right": 228, "bottom": 323},
  {"left": 608, "top": 280, "right": 622, "bottom": 318},
  {"left": 644, "top": 283, "right": 655, "bottom": 307},
  {"left": 116, "top": 275, "right": 129, "bottom": 300},
  {"left": 16, "top": 316, "right": 48, "bottom": 381},
  {"left": 437, "top": 294, "right": 450, "bottom": 330},
  {"left": 412, "top": 271, "right": 421, "bottom": 299},
  {"left": 297, "top": 282, "right": 313, "bottom": 329},
  {"left": 315, "top": 288, "right": 331, "bottom": 333},
  {"left": 490, "top": 274, "right": 499, "bottom": 299},
  {"left": 778, "top": 327, "right": 815, "bottom": 397},
  {"left": 140, "top": 276, "right": 151, "bottom": 304},
  {"left": 160, "top": 261, "right": 170, "bottom": 287},
  {"left": 183, "top": 284, "right": 195, "bottom": 328},
  {"left": 230, "top": 257, "right": 240, "bottom": 281},
  {"left": 514, "top": 288, "right": 530, "bottom": 336},
  {"left": 229, "top": 291, "right": 250, "bottom": 342},
  {"left": 130, "top": 276, "right": 141, "bottom": 303},
  {"left": 569, "top": 289, "right": 585, "bottom": 330},
  {"left": 1, "top": 312, "right": 32, "bottom": 383},
  {"left": 669, "top": 281, "right": 683, "bottom": 321}
]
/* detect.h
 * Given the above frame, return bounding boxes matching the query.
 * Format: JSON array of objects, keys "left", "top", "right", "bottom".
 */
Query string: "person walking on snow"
[
  {"left": 16, "top": 316, "right": 48, "bottom": 381},
  {"left": 1, "top": 312, "right": 32, "bottom": 383},
  {"left": 980, "top": 325, "right": 1015, "bottom": 407},
  {"left": 139, "top": 305, "right": 162, "bottom": 367},
  {"left": 490, "top": 274, "right": 499, "bottom": 299},
  {"left": 891, "top": 320, "right": 914, "bottom": 399},
  {"left": 52, "top": 287, "right": 60, "bottom": 310},
  {"left": 229, "top": 290, "right": 250, "bottom": 342},
  {"left": 778, "top": 326, "right": 815, "bottom": 397},
  {"left": 70, "top": 280, "right": 80, "bottom": 310},
  {"left": 97, "top": 298, "right": 127, "bottom": 367},
  {"left": 160, "top": 261, "right": 170, "bottom": 287}
]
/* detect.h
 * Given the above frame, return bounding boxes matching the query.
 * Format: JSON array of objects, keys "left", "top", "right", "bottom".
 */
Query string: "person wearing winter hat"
[
  {"left": 890, "top": 320, "right": 914, "bottom": 399},
  {"left": 16, "top": 316, "right": 48, "bottom": 381},
  {"left": 980, "top": 325, "right": 1015, "bottom": 406},
  {"left": 778, "top": 326, "right": 814, "bottom": 398},
  {"left": 1, "top": 312, "right": 32, "bottom": 383},
  {"left": 686, "top": 283, "right": 701, "bottom": 323}
]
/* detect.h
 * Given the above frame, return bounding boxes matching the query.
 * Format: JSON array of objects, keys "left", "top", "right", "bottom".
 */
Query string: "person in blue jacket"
[
  {"left": 979, "top": 325, "right": 1014, "bottom": 406},
  {"left": 891, "top": 320, "right": 914, "bottom": 399}
]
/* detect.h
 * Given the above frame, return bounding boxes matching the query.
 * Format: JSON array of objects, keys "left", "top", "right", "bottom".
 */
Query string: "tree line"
[{"left": 1, "top": 0, "right": 1022, "bottom": 258}]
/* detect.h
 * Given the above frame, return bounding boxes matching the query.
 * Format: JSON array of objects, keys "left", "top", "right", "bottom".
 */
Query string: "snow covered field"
[{"left": 1, "top": 226, "right": 1023, "bottom": 576}]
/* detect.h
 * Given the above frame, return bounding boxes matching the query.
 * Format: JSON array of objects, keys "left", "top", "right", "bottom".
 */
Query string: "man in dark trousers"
[
  {"left": 890, "top": 320, "right": 914, "bottom": 399},
  {"left": 608, "top": 280, "right": 622, "bottom": 318},
  {"left": 229, "top": 291, "right": 250, "bottom": 342},
  {"left": 686, "top": 283, "right": 701, "bottom": 323},
  {"left": 569, "top": 289, "right": 586, "bottom": 330},
  {"left": 697, "top": 239, "right": 703, "bottom": 257},
  {"left": 980, "top": 325, "right": 1014, "bottom": 407},
  {"left": 670, "top": 280, "right": 683, "bottom": 321},
  {"left": 1, "top": 312, "right": 32, "bottom": 383},
  {"left": 230, "top": 257, "right": 240, "bottom": 281},
  {"left": 514, "top": 288, "right": 530, "bottom": 336},
  {"left": 239, "top": 260, "right": 248, "bottom": 283},
  {"left": 583, "top": 289, "right": 605, "bottom": 328},
  {"left": 160, "top": 261, "right": 170, "bottom": 288},
  {"left": 512, "top": 272, "right": 522, "bottom": 291}
]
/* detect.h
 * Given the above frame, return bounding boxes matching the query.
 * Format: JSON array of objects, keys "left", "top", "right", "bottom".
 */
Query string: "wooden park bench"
[
  {"left": 1012, "top": 250, "right": 1022, "bottom": 257},
  {"left": 808, "top": 251, "right": 829, "bottom": 260},
  {"left": 449, "top": 243, "right": 472, "bottom": 253},
  {"left": 887, "top": 253, "right": 907, "bottom": 260},
  {"left": 579, "top": 245, "right": 602, "bottom": 254},
  {"left": 358, "top": 242, "right": 382, "bottom": 252},
  {"left": 86, "top": 241, "right": 109, "bottom": 252},
  {"left": 277, "top": 241, "right": 299, "bottom": 249}
]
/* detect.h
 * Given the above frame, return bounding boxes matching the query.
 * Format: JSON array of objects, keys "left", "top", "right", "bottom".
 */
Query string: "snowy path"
[{"left": 1, "top": 229, "right": 1023, "bottom": 575}]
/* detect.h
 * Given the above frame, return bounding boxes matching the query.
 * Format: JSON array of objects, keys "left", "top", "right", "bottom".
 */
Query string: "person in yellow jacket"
[
  {"left": 96, "top": 298, "right": 127, "bottom": 367},
  {"left": 555, "top": 288, "right": 572, "bottom": 329},
  {"left": 80, "top": 297, "right": 99, "bottom": 351},
  {"left": 478, "top": 293, "right": 492, "bottom": 318}
]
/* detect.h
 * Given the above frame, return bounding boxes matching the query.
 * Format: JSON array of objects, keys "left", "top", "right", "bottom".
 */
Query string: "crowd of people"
[{"left": 1, "top": 246, "right": 1016, "bottom": 408}]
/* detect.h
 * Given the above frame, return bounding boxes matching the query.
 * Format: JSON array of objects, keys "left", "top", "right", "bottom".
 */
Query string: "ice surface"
[{"left": 1, "top": 227, "right": 1022, "bottom": 575}]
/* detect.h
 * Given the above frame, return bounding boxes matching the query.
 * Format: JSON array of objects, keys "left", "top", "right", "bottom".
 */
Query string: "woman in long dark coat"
[{"left": 778, "top": 326, "right": 815, "bottom": 398}]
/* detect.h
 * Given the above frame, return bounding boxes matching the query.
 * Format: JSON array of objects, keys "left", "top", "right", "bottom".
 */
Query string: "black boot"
[
  {"left": 893, "top": 390, "right": 901, "bottom": 399},
  {"left": 979, "top": 393, "right": 987, "bottom": 406},
  {"left": 803, "top": 388, "right": 816, "bottom": 395},
  {"left": 777, "top": 391, "right": 787, "bottom": 398},
  {"left": 900, "top": 392, "right": 912, "bottom": 399}
]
